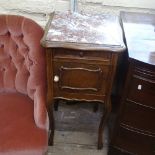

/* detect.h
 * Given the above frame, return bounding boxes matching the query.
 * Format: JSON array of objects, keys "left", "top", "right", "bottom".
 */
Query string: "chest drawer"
[
  {"left": 127, "top": 75, "right": 155, "bottom": 109},
  {"left": 53, "top": 48, "right": 112, "bottom": 63},
  {"left": 121, "top": 100, "right": 155, "bottom": 134},
  {"left": 113, "top": 126, "right": 155, "bottom": 155},
  {"left": 53, "top": 59, "right": 111, "bottom": 101}
]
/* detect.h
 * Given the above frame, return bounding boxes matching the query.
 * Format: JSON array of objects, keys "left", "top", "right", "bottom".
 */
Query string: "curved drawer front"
[
  {"left": 114, "top": 126, "right": 155, "bottom": 155},
  {"left": 53, "top": 48, "right": 112, "bottom": 62},
  {"left": 121, "top": 100, "right": 155, "bottom": 134},
  {"left": 133, "top": 64, "right": 155, "bottom": 81},
  {"left": 127, "top": 75, "right": 155, "bottom": 109}
]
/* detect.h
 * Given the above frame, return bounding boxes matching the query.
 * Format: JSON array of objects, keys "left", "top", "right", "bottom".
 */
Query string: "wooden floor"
[{"left": 46, "top": 101, "right": 114, "bottom": 155}]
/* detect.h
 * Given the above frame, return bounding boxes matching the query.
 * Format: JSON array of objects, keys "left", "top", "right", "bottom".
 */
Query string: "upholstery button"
[
  {"left": 29, "top": 60, "right": 33, "bottom": 66},
  {"left": 14, "top": 68, "right": 17, "bottom": 73},
  {"left": 0, "top": 44, "right": 4, "bottom": 48},
  {"left": 7, "top": 31, "right": 10, "bottom": 36},
  {"left": 25, "top": 45, "right": 29, "bottom": 51},
  {"left": 20, "top": 34, "right": 24, "bottom": 38},
  {"left": 27, "top": 72, "right": 30, "bottom": 76},
  {"left": 2, "top": 68, "right": 5, "bottom": 71}
]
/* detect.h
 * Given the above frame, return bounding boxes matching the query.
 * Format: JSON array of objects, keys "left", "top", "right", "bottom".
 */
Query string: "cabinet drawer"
[
  {"left": 114, "top": 126, "right": 155, "bottom": 155},
  {"left": 53, "top": 60, "right": 110, "bottom": 99},
  {"left": 53, "top": 48, "right": 111, "bottom": 62},
  {"left": 133, "top": 63, "right": 155, "bottom": 81},
  {"left": 127, "top": 75, "right": 155, "bottom": 108},
  {"left": 121, "top": 100, "right": 155, "bottom": 134}
]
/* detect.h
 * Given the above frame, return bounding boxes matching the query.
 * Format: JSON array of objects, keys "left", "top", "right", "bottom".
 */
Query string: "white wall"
[
  {"left": 0, "top": 0, "right": 55, "bottom": 27},
  {"left": 59, "top": 0, "right": 155, "bottom": 15},
  {"left": 0, "top": 0, "right": 155, "bottom": 27},
  {"left": 79, "top": 0, "right": 155, "bottom": 9}
]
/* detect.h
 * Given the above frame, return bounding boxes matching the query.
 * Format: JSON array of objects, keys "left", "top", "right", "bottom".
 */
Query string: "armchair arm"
[{"left": 33, "top": 86, "right": 49, "bottom": 130}]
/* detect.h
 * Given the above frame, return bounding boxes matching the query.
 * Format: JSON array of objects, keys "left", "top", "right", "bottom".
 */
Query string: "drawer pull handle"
[
  {"left": 138, "top": 84, "right": 142, "bottom": 90},
  {"left": 54, "top": 75, "right": 59, "bottom": 82},
  {"left": 79, "top": 52, "right": 84, "bottom": 57}
]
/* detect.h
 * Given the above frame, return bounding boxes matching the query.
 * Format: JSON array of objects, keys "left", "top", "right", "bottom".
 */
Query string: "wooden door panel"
[
  {"left": 59, "top": 66, "right": 102, "bottom": 92},
  {"left": 53, "top": 60, "right": 110, "bottom": 96}
]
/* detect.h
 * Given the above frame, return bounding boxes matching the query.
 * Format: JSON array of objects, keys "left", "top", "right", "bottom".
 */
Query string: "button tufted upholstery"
[{"left": 0, "top": 15, "right": 48, "bottom": 155}]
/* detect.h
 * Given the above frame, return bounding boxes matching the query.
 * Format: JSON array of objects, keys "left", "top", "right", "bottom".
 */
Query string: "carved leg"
[
  {"left": 98, "top": 101, "right": 111, "bottom": 149},
  {"left": 48, "top": 103, "right": 55, "bottom": 146},
  {"left": 54, "top": 99, "right": 59, "bottom": 111}
]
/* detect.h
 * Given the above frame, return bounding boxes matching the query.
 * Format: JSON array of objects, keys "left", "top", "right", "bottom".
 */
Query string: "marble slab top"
[{"left": 44, "top": 11, "right": 125, "bottom": 51}]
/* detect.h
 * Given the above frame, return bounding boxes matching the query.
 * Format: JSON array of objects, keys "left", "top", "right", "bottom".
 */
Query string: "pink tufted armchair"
[{"left": 0, "top": 15, "right": 48, "bottom": 155}]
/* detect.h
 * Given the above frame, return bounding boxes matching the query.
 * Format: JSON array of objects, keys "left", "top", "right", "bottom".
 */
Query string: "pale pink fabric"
[
  {"left": 0, "top": 15, "right": 48, "bottom": 154},
  {"left": 0, "top": 93, "right": 48, "bottom": 155}
]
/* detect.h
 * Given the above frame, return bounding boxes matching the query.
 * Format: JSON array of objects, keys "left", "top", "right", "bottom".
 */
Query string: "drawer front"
[
  {"left": 53, "top": 48, "right": 111, "bottom": 62},
  {"left": 53, "top": 60, "right": 110, "bottom": 100},
  {"left": 133, "top": 63, "right": 155, "bottom": 81},
  {"left": 127, "top": 75, "right": 155, "bottom": 108},
  {"left": 113, "top": 126, "right": 155, "bottom": 155},
  {"left": 121, "top": 100, "right": 155, "bottom": 134}
]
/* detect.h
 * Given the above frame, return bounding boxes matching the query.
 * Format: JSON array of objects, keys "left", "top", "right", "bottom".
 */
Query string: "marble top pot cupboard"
[
  {"left": 108, "top": 12, "right": 155, "bottom": 155},
  {"left": 41, "top": 11, "right": 125, "bottom": 149}
]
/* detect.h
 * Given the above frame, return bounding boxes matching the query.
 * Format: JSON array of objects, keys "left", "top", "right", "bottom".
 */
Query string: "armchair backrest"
[
  {"left": 0, "top": 15, "right": 45, "bottom": 97},
  {"left": 0, "top": 15, "right": 47, "bottom": 129}
]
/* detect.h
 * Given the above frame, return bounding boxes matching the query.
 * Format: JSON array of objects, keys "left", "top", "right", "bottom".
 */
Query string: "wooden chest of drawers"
[
  {"left": 41, "top": 11, "right": 125, "bottom": 149},
  {"left": 108, "top": 12, "right": 155, "bottom": 155}
]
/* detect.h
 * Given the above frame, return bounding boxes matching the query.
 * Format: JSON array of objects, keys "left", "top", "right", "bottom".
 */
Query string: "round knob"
[
  {"left": 79, "top": 51, "right": 84, "bottom": 57},
  {"left": 137, "top": 84, "right": 142, "bottom": 90},
  {"left": 54, "top": 75, "right": 59, "bottom": 82}
]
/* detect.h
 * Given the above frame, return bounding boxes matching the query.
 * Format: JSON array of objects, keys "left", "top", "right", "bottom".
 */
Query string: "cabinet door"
[{"left": 53, "top": 59, "right": 111, "bottom": 101}]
